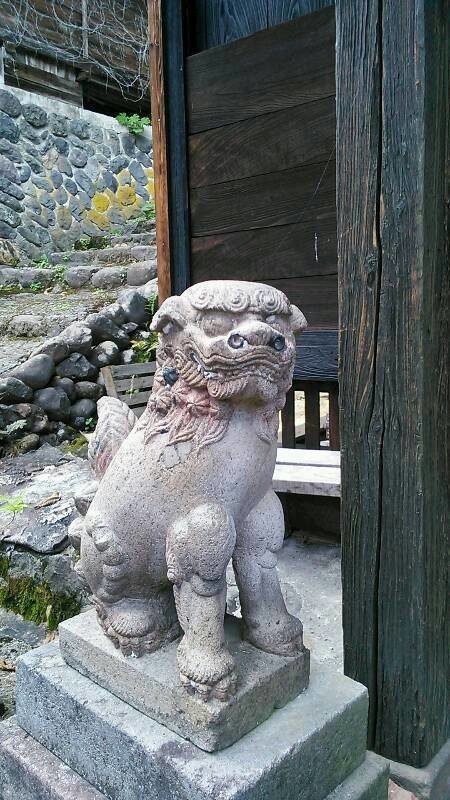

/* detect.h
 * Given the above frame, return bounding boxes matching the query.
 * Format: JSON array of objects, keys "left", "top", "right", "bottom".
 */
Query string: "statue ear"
[
  {"left": 150, "top": 296, "right": 187, "bottom": 334},
  {"left": 290, "top": 305, "right": 308, "bottom": 333}
]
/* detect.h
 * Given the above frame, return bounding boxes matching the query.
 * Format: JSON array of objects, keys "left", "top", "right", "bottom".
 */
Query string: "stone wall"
[
  {"left": 0, "top": 278, "right": 157, "bottom": 453},
  {"left": 0, "top": 87, "right": 153, "bottom": 264}
]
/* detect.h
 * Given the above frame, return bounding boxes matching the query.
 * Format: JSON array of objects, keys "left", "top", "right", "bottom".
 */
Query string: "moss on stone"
[
  {"left": 0, "top": 284, "right": 23, "bottom": 296},
  {"left": 0, "top": 572, "right": 81, "bottom": 631},
  {"left": 61, "top": 434, "right": 88, "bottom": 457},
  {"left": 0, "top": 554, "right": 10, "bottom": 580}
]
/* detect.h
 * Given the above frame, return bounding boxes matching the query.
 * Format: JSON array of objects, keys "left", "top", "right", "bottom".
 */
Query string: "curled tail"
[{"left": 88, "top": 396, "right": 137, "bottom": 479}]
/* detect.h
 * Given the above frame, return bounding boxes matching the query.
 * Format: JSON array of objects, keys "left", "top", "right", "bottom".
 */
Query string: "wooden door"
[{"left": 186, "top": 8, "right": 337, "bottom": 335}]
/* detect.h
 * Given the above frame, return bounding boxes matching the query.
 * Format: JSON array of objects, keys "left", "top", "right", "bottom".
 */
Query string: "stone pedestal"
[
  {"left": 59, "top": 609, "right": 310, "bottom": 751},
  {"left": 0, "top": 635, "right": 389, "bottom": 800}
]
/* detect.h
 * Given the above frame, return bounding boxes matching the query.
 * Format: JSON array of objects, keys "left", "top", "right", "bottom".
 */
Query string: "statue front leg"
[
  {"left": 168, "top": 503, "right": 237, "bottom": 701},
  {"left": 233, "top": 490, "right": 304, "bottom": 656}
]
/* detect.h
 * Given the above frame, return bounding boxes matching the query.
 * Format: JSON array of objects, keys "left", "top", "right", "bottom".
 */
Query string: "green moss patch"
[
  {"left": 0, "top": 571, "right": 81, "bottom": 631},
  {"left": 61, "top": 434, "right": 88, "bottom": 456},
  {"left": 0, "top": 555, "right": 9, "bottom": 580}
]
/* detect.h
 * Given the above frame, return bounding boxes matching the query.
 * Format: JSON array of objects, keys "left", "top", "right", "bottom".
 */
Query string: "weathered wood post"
[
  {"left": 149, "top": 0, "right": 190, "bottom": 303},
  {"left": 336, "top": 0, "right": 449, "bottom": 767}
]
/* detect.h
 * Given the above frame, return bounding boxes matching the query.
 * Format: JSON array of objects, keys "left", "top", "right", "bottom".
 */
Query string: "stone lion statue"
[{"left": 81, "top": 280, "right": 307, "bottom": 701}]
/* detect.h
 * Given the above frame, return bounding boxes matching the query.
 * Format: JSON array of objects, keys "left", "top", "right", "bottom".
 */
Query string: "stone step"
[
  {"left": 16, "top": 642, "right": 372, "bottom": 800},
  {"left": 105, "top": 229, "right": 156, "bottom": 248},
  {"left": 0, "top": 717, "right": 106, "bottom": 800},
  {"left": 49, "top": 243, "right": 156, "bottom": 268},
  {"left": 0, "top": 715, "right": 388, "bottom": 800},
  {"left": 0, "top": 717, "right": 388, "bottom": 800}
]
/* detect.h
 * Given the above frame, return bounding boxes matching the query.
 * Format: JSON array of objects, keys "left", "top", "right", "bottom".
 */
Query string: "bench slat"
[
  {"left": 110, "top": 362, "right": 157, "bottom": 377},
  {"left": 273, "top": 463, "right": 340, "bottom": 497},
  {"left": 115, "top": 375, "right": 155, "bottom": 391},
  {"left": 124, "top": 390, "right": 152, "bottom": 407},
  {"left": 276, "top": 448, "right": 340, "bottom": 467}
]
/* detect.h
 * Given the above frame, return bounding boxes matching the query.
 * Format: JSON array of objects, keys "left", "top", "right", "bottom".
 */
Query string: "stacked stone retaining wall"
[
  {"left": 0, "top": 279, "right": 157, "bottom": 453},
  {"left": 0, "top": 87, "right": 153, "bottom": 264}
]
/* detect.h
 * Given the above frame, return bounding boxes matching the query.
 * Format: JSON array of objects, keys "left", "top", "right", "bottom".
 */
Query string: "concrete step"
[{"left": 15, "top": 642, "right": 372, "bottom": 800}]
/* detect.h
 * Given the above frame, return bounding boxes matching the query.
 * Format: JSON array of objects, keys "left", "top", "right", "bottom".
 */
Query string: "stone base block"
[
  {"left": 0, "top": 717, "right": 106, "bottom": 800},
  {"left": 0, "top": 716, "right": 388, "bottom": 800},
  {"left": 59, "top": 609, "right": 310, "bottom": 751},
  {"left": 14, "top": 642, "right": 385, "bottom": 800}
]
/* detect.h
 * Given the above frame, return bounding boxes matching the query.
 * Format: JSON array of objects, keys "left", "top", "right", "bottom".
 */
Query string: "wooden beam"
[
  {"left": 163, "top": 2, "right": 191, "bottom": 296},
  {"left": 148, "top": 0, "right": 171, "bottom": 302},
  {"left": 149, "top": 1, "right": 191, "bottom": 301},
  {"left": 337, "top": 0, "right": 449, "bottom": 767},
  {"left": 294, "top": 330, "right": 338, "bottom": 382}
]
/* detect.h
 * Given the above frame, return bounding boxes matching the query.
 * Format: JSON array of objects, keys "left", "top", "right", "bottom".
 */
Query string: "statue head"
[{"left": 151, "top": 280, "right": 307, "bottom": 407}]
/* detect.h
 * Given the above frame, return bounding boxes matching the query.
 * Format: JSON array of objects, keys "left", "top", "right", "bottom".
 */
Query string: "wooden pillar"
[
  {"left": 281, "top": 387, "right": 296, "bottom": 448},
  {"left": 149, "top": 0, "right": 171, "bottom": 302},
  {"left": 336, "top": 0, "right": 449, "bottom": 767},
  {"left": 149, "top": 1, "right": 190, "bottom": 303}
]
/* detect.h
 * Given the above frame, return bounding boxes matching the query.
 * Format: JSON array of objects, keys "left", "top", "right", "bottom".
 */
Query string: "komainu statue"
[{"left": 83, "top": 280, "right": 307, "bottom": 701}]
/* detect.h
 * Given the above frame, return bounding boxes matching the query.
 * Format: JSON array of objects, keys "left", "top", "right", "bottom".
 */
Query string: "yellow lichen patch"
[
  {"left": 117, "top": 185, "right": 137, "bottom": 206},
  {"left": 92, "top": 193, "right": 110, "bottom": 212},
  {"left": 85, "top": 209, "right": 110, "bottom": 230},
  {"left": 144, "top": 167, "right": 155, "bottom": 198},
  {"left": 104, "top": 187, "right": 120, "bottom": 205}
]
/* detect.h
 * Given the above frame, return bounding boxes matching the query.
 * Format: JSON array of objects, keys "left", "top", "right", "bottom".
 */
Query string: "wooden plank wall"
[
  {"left": 186, "top": 7, "right": 337, "bottom": 330},
  {"left": 337, "top": 0, "right": 449, "bottom": 767},
  {"left": 191, "top": 0, "right": 335, "bottom": 51}
]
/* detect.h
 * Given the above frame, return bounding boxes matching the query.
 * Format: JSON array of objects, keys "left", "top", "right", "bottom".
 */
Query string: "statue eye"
[{"left": 228, "top": 333, "right": 246, "bottom": 349}]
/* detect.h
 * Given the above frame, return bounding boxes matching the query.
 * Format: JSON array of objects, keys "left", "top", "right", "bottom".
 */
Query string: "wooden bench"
[
  {"left": 101, "top": 361, "right": 157, "bottom": 417},
  {"left": 101, "top": 362, "right": 341, "bottom": 498}
]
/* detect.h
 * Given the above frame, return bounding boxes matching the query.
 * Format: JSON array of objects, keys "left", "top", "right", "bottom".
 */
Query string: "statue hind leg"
[
  {"left": 233, "top": 490, "right": 304, "bottom": 656},
  {"left": 81, "top": 512, "right": 180, "bottom": 657}
]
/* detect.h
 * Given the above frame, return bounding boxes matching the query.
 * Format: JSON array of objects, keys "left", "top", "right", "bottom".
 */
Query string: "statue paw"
[
  {"left": 243, "top": 614, "right": 305, "bottom": 657},
  {"left": 95, "top": 598, "right": 180, "bottom": 657},
  {"left": 177, "top": 639, "right": 237, "bottom": 701},
  {"left": 180, "top": 669, "right": 238, "bottom": 702}
]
